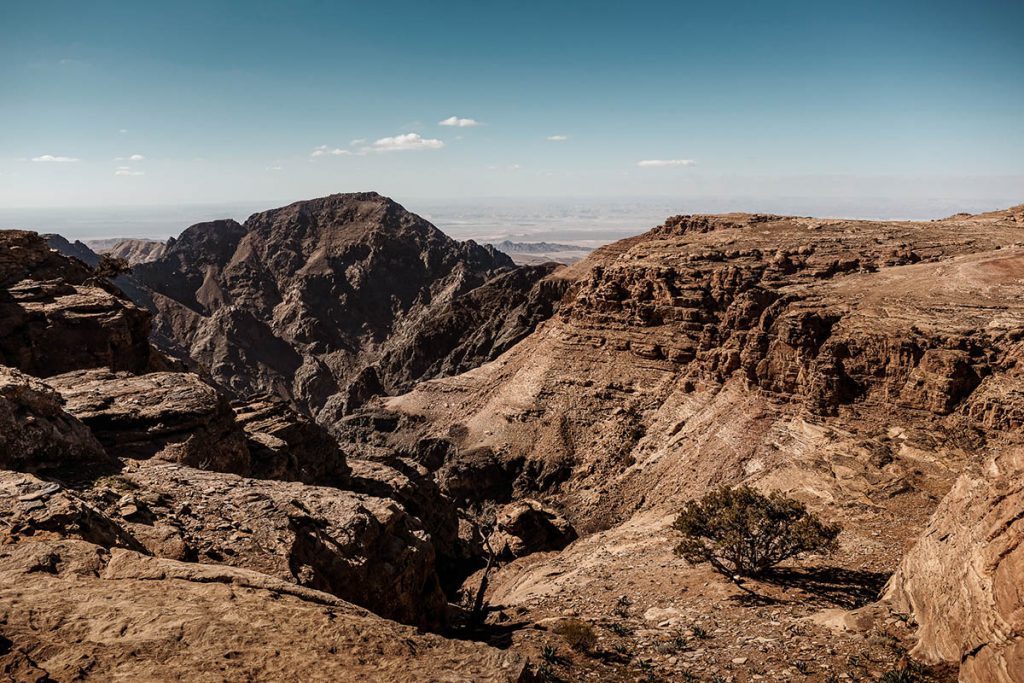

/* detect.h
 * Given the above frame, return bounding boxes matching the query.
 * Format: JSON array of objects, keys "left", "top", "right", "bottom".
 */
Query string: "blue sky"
[{"left": 1, "top": 0, "right": 1021, "bottom": 209}]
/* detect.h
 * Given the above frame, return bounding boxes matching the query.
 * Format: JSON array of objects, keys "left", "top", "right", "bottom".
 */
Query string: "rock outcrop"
[
  {"left": 885, "top": 447, "right": 1024, "bottom": 682},
  {"left": 234, "top": 398, "right": 351, "bottom": 485},
  {"left": 0, "top": 538, "right": 527, "bottom": 682},
  {"left": 130, "top": 193, "right": 566, "bottom": 419},
  {"left": 0, "top": 470, "right": 142, "bottom": 550},
  {"left": 489, "top": 498, "right": 577, "bottom": 560},
  {"left": 80, "top": 460, "right": 448, "bottom": 629},
  {"left": 43, "top": 233, "right": 102, "bottom": 267},
  {"left": 47, "top": 369, "right": 252, "bottom": 474},
  {"left": 89, "top": 237, "right": 168, "bottom": 265},
  {"left": 0, "top": 366, "right": 110, "bottom": 472},
  {"left": 1, "top": 231, "right": 152, "bottom": 376}
]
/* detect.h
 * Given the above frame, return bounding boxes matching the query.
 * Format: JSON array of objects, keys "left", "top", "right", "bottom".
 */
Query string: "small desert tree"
[{"left": 673, "top": 485, "right": 840, "bottom": 578}]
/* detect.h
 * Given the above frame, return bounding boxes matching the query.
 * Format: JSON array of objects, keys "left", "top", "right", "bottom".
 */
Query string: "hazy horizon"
[{"left": 1, "top": 192, "right": 1019, "bottom": 244}]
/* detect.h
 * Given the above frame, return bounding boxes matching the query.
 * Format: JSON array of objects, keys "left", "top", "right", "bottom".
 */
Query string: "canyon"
[{"left": 2, "top": 194, "right": 1022, "bottom": 682}]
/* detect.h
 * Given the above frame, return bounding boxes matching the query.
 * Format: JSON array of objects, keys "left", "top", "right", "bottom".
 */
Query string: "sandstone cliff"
[
  {"left": 885, "top": 447, "right": 1024, "bottom": 681},
  {"left": 356, "top": 206, "right": 1024, "bottom": 681}
]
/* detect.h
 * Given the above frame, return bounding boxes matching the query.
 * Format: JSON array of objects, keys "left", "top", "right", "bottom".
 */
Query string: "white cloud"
[
  {"left": 310, "top": 145, "right": 355, "bottom": 158},
  {"left": 310, "top": 133, "right": 444, "bottom": 158},
  {"left": 439, "top": 116, "right": 480, "bottom": 128},
  {"left": 266, "top": 165, "right": 283, "bottom": 171},
  {"left": 546, "top": 135, "right": 568, "bottom": 142},
  {"left": 114, "top": 154, "right": 145, "bottom": 161},
  {"left": 31, "top": 154, "right": 79, "bottom": 163},
  {"left": 637, "top": 159, "right": 696, "bottom": 167},
  {"left": 119, "top": 129, "right": 128, "bottom": 134},
  {"left": 114, "top": 166, "right": 144, "bottom": 176},
  {"left": 369, "top": 133, "right": 444, "bottom": 152}
]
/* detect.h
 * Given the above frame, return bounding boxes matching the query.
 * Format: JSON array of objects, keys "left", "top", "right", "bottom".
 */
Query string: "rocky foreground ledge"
[{"left": 0, "top": 228, "right": 531, "bottom": 681}]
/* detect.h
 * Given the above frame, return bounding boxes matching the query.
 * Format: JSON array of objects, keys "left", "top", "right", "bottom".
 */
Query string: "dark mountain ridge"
[{"left": 128, "top": 192, "right": 569, "bottom": 421}]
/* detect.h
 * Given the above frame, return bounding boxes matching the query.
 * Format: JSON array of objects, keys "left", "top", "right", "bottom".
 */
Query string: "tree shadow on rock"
[{"left": 744, "top": 566, "right": 891, "bottom": 609}]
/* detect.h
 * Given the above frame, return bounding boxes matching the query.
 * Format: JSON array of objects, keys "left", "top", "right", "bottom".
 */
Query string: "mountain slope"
[
  {"left": 354, "top": 205, "right": 1024, "bottom": 680},
  {"left": 88, "top": 237, "right": 168, "bottom": 264},
  {"left": 131, "top": 192, "right": 568, "bottom": 419}
]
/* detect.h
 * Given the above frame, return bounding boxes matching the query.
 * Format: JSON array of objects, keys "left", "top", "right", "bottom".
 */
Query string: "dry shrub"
[
  {"left": 553, "top": 618, "right": 597, "bottom": 652},
  {"left": 673, "top": 485, "right": 840, "bottom": 577}
]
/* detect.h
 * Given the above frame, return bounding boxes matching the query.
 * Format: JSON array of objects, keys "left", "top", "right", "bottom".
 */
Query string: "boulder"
[
  {"left": 489, "top": 498, "right": 577, "bottom": 560},
  {"left": 83, "top": 461, "right": 448, "bottom": 629},
  {"left": 234, "top": 398, "right": 350, "bottom": 486},
  {"left": 46, "top": 369, "right": 251, "bottom": 474},
  {"left": 0, "top": 366, "right": 110, "bottom": 472}
]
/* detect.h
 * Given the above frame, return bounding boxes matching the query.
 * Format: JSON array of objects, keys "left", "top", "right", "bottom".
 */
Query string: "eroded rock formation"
[
  {"left": 0, "top": 538, "right": 527, "bottom": 682},
  {"left": 885, "top": 447, "right": 1024, "bottom": 681},
  {"left": 1, "top": 231, "right": 152, "bottom": 376},
  {"left": 0, "top": 366, "right": 110, "bottom": 472},
  {"left": 130, "top": 192, "right": 567, "bottom": 418},
  {"left": 79, "top": 460, "right": 448, "bottom": 630},
  {"left": 381, "top": 209, "right": 1024, "bottom": 527},
  {"left": 5, "top": 201, "right": 1024, "bottom": 681},
  {"left": 90, "top": 237, "right": 168, "bottom": 265},
  {"left": 47, "top": 369, "right": 252, "bottom": 473},
  {"left": 489, "top": 498, "right": 577, "bottom": 560}
]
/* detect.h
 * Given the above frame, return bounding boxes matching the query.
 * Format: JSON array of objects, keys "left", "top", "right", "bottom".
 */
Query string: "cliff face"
[
  {"left": 348, "top": 207, "right": 1024, "bottom": 679},
  {"left": 131, "top": 192, "right": 567, "bottom": 419},
  {"left": 0, "top": 227, "right": 498, "bottom": 643},
  {"left": 378, "top": 209, "right": 1024, "bottom": 520},
  {"left": 884, "top": 447, "right": 1024, "bottom": 682},
  {"left": 1, "top": 231, "right": 153, "bottom": 376}
]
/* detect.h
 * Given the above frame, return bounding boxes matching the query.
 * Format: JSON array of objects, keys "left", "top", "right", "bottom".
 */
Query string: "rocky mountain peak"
[
  {"left": 238, "top": 191, "right": 511, "bottom": 276},
  {"left": 128, "top": 193, "right": 562, "bottom": 417}
]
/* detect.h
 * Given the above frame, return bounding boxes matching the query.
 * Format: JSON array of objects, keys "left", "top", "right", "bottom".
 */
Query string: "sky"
[{"left": 1, "top": 0, "right": 1022, "bottom": 214}]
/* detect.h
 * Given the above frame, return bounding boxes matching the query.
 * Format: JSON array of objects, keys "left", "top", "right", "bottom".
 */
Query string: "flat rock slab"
[
  {"left": 83, "top": 460, "right": 448, "bottom": 629},
  {"left": 0, "top": 538, "right": 528, "bottom": 682},
  {"left": 47, "top": 369, "right": 251, "bottom": 473}
]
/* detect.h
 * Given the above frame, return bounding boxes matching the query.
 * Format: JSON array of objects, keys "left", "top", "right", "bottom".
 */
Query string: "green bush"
[{"left": 673, "top": 485, "right": 840, "bottom": 577}]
